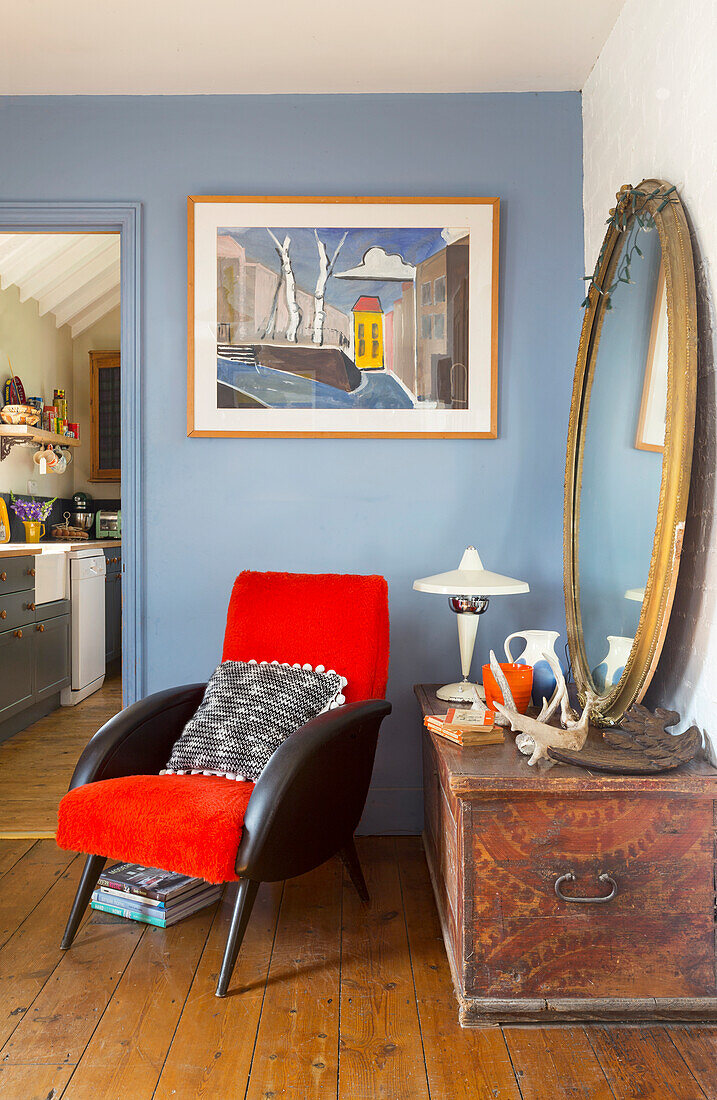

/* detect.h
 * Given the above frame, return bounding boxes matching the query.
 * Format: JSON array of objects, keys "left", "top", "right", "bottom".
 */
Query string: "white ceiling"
[
  {"left": 0, "top": 0, "right": 625, "bottom": 95},
  {"left": 0, "top": 235, "right": 121, "bottom": 339}
]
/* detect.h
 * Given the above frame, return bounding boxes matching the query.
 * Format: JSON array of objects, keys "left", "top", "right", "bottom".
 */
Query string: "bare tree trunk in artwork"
[
  {"left": 262, "top": 266, "right": 282, "bottom": 339},
  {"left": 312, "top": 231, "right": 347, "bottom": 345},
  {"left": 267, "top": 230, "right": 301, "bottom": 342},
  {"left": 312, "top": 234, "right": 349, "bottom": 345}
]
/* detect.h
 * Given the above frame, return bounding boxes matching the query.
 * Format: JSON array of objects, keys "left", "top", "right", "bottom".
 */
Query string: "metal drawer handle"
[
  {"left": 26, "top": 602, "right": 36, "bottom": 611},
  {"left": 0, "top": 610, "right": 5, "bottom": 620},
  {"left": 13, "top": 629, "right": 22, "bottom": 639},
  {"left": 0, "top": 572, "right": 6, "bottom": 582},
  {"left": 26, "top": 568, "right": 35, "bottom": 577},
  {"left": 554, "top": 871, "right": 617, "bottom": 904}
]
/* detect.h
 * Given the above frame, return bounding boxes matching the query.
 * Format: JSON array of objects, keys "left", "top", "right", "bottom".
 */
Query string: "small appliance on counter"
[
  {"left": 96, "top": 509, "right": 121, "bottom": 539},
  {"left": 69, "top": 491, "right": 95, "bottom": 533}
]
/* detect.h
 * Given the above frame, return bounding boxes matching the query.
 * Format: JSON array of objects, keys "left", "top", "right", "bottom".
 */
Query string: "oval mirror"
[{"left": 564, "top": 180, "right": 697, "bottom": 724}]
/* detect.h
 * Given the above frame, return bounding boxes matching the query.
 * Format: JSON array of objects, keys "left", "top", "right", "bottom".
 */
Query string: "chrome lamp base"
[{"left": 437, "top": 595, "right": 490, "bottom": 706}]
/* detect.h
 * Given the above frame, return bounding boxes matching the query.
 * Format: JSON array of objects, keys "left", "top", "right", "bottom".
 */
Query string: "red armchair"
[{"left": 57, "top": 571, "right": 391, "bottom": 997}]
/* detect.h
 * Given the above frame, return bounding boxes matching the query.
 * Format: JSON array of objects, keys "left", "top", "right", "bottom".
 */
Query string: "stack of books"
[
  {"left": 424, "top": 706, "right": 504, "bottom": 748},
  {"left": 91, "top": 862, "right": 222, "bottom": 928}
]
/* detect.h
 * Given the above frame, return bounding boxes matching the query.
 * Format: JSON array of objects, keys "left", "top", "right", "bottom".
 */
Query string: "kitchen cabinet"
[
  {"left": 0, "top": 556, "right": 37, "bottom": 594},
  {"left": 104, "top": 550, "right": 122, "bottom": 665},
  {"left": 34, "top": 615, "right": 71, "bottom": 702},
  {"left": 0, "top": 626, "right": 35, "bottom": 723},
  {"left": 0, "top": 555, "right": 71, "bottom": 739}
]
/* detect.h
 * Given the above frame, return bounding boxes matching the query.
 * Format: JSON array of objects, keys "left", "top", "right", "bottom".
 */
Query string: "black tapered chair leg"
[
  {"left": 61, "top": 853, "right": 107, "bottom": 950},
  {"left": 340, "top": 837, "right": 369, "bottom": 903},
  {"left": 216, "top": 877, "right": 260, "bottom": 998}
]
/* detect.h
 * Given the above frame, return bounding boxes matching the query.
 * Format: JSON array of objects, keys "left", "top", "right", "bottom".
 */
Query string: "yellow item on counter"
[
  {"left": 0, "top": 496, "right": 10, "bottom": 543},
  {"left": 22, "top": 520, "right": 45, "bottom": 543}
]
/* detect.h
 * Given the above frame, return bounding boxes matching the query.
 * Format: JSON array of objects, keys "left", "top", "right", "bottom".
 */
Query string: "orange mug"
[{"left": 482, "top": 662, "right": 533, "bottom": 714}]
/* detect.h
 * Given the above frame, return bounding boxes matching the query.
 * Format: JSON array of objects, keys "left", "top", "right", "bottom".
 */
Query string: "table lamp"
[{"left": 413, "top": 546, "right": 529, "bottom": 702}]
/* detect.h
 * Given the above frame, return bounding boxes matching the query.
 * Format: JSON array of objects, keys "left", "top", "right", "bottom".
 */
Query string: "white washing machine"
[{"left": 61, "top": 548, "right": 106, "bottom": 706}]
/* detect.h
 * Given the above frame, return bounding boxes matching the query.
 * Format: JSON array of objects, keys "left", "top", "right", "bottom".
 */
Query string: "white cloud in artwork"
[
  {"left": 441, "top": 228, "right": 469, "bottom": 244},
  {"left": 334, "top": 247, "right": 416, "bottom": 281}
]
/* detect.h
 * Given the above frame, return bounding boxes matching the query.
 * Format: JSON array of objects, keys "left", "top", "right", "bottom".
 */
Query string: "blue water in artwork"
[{"left": 218, "top": 357, "right": 415, "bottom": 409}]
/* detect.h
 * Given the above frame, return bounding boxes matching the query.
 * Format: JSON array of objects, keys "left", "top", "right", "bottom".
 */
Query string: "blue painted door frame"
[{"left": 0, "top": 202, "right": 143, "bottom": 705}]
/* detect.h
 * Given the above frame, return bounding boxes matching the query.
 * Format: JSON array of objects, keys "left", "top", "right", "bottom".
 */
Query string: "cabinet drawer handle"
[
  {"left": 554, "top": 872, "right": 617, "bottom": 904},
  {"left": 36, "top": 624, "right": 45, "bottom": 633},
  {"left": 26, "top": 602, "right": 36, "bottom": 611},
  {"left": 26, "top": 568, "right": 36, "bottom": 577},
  {"left": 0, "top": 572, "right": 6, "bottom": 582},
  {"left": 13, "top": 629, "right": 22, "bottom": 639},
  {"left": 0, "top": 610, "right": 5, "bottom": 620}
]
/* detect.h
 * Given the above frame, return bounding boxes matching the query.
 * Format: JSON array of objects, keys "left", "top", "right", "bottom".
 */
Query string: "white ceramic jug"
[
  {"left": 592, "top": 635, "right": 634, "bottom": 693},
  {"left": 504, "top": 629, "right": 561, "bottom": 706}
]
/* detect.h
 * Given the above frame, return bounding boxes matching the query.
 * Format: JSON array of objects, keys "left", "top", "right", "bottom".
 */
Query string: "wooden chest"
[{"left": 415, "top": 684, "right": 717, "bottom": 1025}]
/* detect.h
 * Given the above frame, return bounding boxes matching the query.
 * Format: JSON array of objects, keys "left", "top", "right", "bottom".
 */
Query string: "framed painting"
[{"left": 187, "top": 196, "right": 499, "bottom": 438}]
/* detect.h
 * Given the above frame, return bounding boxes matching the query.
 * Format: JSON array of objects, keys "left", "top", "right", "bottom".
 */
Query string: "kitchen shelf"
[{"left": 0, "top": 424, "right": 80, "bottom": 461}]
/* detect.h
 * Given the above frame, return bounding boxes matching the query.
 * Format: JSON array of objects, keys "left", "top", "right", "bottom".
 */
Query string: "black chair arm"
[
  {"left": 235, "top": 698, "right": 391, "bottom": 882},
  {"left": 68, "top": 683, "right": 207, "bottom": 790}
]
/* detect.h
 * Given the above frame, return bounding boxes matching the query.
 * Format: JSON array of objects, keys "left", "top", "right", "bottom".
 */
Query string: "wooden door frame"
[{"left": 0, "top": 202, "right": 143, "bottom": 705}]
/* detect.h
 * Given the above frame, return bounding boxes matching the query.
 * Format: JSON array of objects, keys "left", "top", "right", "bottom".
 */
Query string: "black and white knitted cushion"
[{"left": 161, "top": 659, "right": 346, "bottom": 782}]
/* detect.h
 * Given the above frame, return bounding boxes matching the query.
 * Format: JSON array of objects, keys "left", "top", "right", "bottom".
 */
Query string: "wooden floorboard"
[
  {"left": 245, "top": 859, "right": 342, "bottom": 1100},
  {"left": 0, "top": 840, "right": 75, "bottom": 949},
  {"left": 338, "top": 836, "right": 430, "bottom": 1100},
  {"left": 0, "top": 908, "right": 144, "bottom": 1065},
  {"left": 668, "top": 1027, "right": 717, "bottom": 1099},
  {"left": 0, "top": 854, "right": 87, "bottom": 1050},
  {"left": 153, "top": 880, "right": 284, "bottom": 1099},
  {"left": 0, "top": 1061, "right": 75, "bottom": 1100},
  {"left": 60, "top": 903, "right": 217, "bottom": 1100},
  {"left": 398, "top": 837, "right": 521, "bottom": 1100},
  {"left": 504, "top": 1026, "right": 615, "bottom": 1099},
  {"left": 586, "top": 1025, "right": 708, "bottom": 1099},
  {"left": 0, "top": 837, "right": 711, "bottom": 1099},
  {"left": 0, "top": 674, "right": 122, "bottom": 838}
]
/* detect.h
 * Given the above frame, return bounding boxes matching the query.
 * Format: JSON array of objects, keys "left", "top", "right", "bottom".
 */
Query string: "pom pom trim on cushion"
[{"left": 160, "top": 659, "right": 347, "bottom": 781}]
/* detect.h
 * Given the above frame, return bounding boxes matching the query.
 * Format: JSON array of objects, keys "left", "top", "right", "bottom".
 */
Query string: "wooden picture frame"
[
  {"left": 89, "top": 350, "right": 121, "bottom": 481},
  {"left": 187, "top": 196, "right": 499, "bottom": 439}
]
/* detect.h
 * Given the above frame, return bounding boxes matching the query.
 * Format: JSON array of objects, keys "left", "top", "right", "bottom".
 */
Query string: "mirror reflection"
[{"left": 578, "top": 222, "right": 666, "bottom": 694}]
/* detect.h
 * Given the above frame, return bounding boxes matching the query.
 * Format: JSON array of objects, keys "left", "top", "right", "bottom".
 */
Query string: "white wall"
[
  {"left": 71, "top": 305, "right": 121, "bottom": 500},
  {"left": 0, "top": 284, "right": 75, "bottom": 498},
  {"left": 583, "top": 0, "right": 717, "bottom": 759}
]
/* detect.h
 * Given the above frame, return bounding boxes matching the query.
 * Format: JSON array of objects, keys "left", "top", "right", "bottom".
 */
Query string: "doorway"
[{"left": 0, "top": 204, "right": 141, "bottom": 837}]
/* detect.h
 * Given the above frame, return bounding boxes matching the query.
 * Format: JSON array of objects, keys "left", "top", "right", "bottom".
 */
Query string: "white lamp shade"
[{"left": 413, "top": 546, "right": 529, "bottom": 596}]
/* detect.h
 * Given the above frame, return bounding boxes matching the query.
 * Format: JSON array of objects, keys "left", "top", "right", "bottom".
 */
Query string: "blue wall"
[{"left": 0, "top": 93, "right": 583, "bottom": 831}]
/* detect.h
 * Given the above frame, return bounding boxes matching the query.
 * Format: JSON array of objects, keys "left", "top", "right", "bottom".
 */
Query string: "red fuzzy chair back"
[{"left": 222, "top": 571, "right": 389, "bottom": 702}]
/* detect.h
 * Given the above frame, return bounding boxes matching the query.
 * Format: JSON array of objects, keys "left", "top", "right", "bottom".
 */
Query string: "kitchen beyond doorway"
[
  {"left": 0, "top": 203, "right": 141, "bottom": 714},
  {"left": 0, "top": 230, "right": 123, "bottom": 741}
]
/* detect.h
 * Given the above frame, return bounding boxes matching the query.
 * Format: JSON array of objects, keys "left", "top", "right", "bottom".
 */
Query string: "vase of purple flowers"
[{"left": 10, "top": 494, "right": 56, "bottom": 543}]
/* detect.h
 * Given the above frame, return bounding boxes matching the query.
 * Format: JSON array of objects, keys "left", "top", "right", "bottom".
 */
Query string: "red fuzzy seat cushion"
[{"left": 56, "top": 774, "right": 255, "bottom": 884}]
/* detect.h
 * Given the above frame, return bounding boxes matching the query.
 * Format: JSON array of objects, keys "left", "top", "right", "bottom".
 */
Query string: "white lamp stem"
[{"left": 457, "top": 612, "right": 480, "bottom": 679}]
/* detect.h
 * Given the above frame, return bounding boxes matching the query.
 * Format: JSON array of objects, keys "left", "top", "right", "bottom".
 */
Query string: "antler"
[{"left": 489, "top": 650, "right": 595, "bottom": 767}]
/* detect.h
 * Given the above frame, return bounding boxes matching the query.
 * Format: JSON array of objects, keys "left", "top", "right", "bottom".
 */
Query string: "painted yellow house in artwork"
[{"left": 352, "top": 296, "right": 384, "bottom": 369}]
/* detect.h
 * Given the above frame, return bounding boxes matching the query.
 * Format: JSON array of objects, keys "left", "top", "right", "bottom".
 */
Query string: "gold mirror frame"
[{"left": 564, "top": 179, "right": 697, "bottom": 724}]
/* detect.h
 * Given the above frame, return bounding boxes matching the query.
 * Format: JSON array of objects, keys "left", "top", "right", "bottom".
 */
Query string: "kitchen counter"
[
  {"left": 0, "top": 539, "right": 121, "bottom": 557},
  {"left": 0, "top": 544, "right": 42, "bottom": 558}
]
